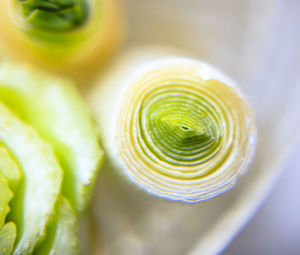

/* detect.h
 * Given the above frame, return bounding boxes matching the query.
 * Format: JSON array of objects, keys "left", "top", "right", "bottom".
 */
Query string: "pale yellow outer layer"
[{"left": 90, "top": 48, "right": 256, "bottom": 202}]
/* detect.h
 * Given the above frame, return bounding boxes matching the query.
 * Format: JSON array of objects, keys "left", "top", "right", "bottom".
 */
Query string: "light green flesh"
[
  {"left": 34, "top": 197, "right": 79, "bottom": 255},
  {"left": 141, "top": 93, "right": 221, "bottom": 166},
  {"left": 158, "top": 117, "right": 214, "bottom": 147},
  {"left": 0, "top": 146, "right": 21, "bottom": 191},
  {"left": 0, "top": 174, "right": 13, "bottom": 228},
  {"left": 0, "top": 146, "right": 20, "bottom": 255},
  {"left": 0, "top": 63, "right": 103, "bottom": 212},
  {"left": 0, "top": 103, "right": 62, "bottom": 255},
  {"left": 0, "top": 222, "right": 17, "bottom": 255}
]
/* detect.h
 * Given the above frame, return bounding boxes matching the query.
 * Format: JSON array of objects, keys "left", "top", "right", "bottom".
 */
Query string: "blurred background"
[{"left": 224, "top": 140, "right": 300, "bottom": 255}]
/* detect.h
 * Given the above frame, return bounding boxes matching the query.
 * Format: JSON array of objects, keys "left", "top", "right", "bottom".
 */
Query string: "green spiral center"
[
  {"left": 139, "top": 88, "right": 223, "bottom": 167},
  {"left": 19, "top": 0, "right": 88, "bottom": 32}
]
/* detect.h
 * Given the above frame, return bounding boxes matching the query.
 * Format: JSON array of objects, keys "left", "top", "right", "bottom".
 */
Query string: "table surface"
[{"left": 224, "top": 140, "right": 300, "bottom": 255}]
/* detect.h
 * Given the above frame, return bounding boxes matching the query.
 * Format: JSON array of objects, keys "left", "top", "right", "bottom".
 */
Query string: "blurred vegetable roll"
[
  {"left": 90, "top": 49, "right": 256, "bottom": 202},
  {"left": 0, "top": 62, "right": 103, "bottom": 254},
  {"left": 0, "top": 0, "right": 123, "bottom": 81}
]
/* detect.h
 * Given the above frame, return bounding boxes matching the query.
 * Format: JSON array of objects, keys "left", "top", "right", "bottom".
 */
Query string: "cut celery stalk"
[
  {"left": 0, "top": 222, "right": 17, "bottom": 255},
  {"left": 0, "top": 103, "right": 62, "bottom": 255},
  {"left": 0, "top": 63, "right": 103, "bottom": 212}
]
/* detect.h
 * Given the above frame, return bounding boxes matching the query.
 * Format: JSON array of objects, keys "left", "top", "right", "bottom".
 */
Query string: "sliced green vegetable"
[
  {"left": 91, "top": 55, "right": 256, "bottom": 202},
  {"left": 0, "top": 61, "right": 101, "bottom": 254},
  {"left": 0, "top": 0, "right": 122, "bottom": 80},
  {"left": 0, "top": 62, "right": 103, "bottom": 212},
  {"left": 0, "top": 103, "right": 62, "bottom": 255}
]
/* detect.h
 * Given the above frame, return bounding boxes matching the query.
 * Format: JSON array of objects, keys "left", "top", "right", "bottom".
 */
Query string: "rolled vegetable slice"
[
  {"left": 0, "top": 0, "right": 122, "bottom": 80},
  {"left": 0, "top": 62, "right": 104, "bottom": 212},
  {"left": 90, "top": 52, "right": 256, "bottom": 202}
]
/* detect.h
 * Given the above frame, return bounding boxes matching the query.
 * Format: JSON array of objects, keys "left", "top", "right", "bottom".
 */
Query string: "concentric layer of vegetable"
[
  {"left": 92, "top": 57, "right": 255, "bottom": 202},
  {"left": 0, "top": 0, "right": 122, "bottom": 78},
  {"left": 0, "top": 62, "right": 103, "bottom": 254}
]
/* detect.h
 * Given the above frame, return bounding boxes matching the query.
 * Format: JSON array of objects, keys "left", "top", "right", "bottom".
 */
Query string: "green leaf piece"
[
  {"left": 0, "top": 222, "right": 17, "bottom": 255},
  {"left": 0, "top": 174, "right": 13, "bottom": 228},
  {"left": 0, "top": 146, "right": 21, "bottom": 190}
]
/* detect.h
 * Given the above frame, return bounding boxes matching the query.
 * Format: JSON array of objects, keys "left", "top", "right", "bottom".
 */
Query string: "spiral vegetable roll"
[{"left": 90, "top": 50, "right": 256, "bottom": 202}]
